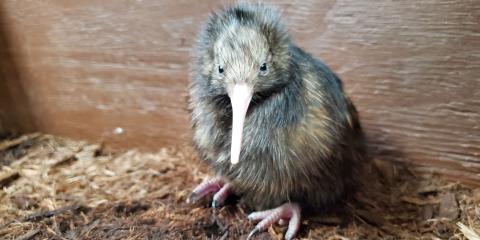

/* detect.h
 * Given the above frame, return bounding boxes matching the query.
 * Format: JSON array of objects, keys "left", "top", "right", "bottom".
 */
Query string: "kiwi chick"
[{"left": 187, "top": 3, "right": 366, "bottom": 239}]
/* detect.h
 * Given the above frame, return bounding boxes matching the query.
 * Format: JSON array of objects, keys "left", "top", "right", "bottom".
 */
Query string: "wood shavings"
[
  {"left": 0, "top": 134, "right": 479, "bottom": 239},
  {"left": 0, "top": 171, "right": 19, "bottom": 188},
  {"left": 457, "top": 222, "right": 480, "bottom": 240},
  {"left": 15, "top": 229, "right": 40, "bottom": 240},
  {"left": 0, "top": 133, "right": 40, "bottom": 152}
]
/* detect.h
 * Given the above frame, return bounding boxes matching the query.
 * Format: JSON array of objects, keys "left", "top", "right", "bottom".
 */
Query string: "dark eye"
[
  {"left": 260, "top": 63, "right": 267, "bottom": 72},
  {"left": 218, "top": 66, "right": 224, "bottom": 74}
]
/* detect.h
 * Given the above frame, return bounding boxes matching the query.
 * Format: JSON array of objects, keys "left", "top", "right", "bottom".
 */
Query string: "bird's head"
[{"left": 193, "top": 4, "right": 290, "bottom": 164}]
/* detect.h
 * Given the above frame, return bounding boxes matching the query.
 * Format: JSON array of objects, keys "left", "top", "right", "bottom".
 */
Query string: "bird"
[{"left": 187, "top": 3, "right": 367, "bottom": 239}]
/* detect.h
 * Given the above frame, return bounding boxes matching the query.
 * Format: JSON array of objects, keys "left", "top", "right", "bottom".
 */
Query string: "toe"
[
  {"left": 251, "top": 208, "right": 284, "bottom": 234},
  {"left": 284, "top": 204, "right": 301, "bottom": 240},
  {"left": 211, "top": 183, "right": 232, "bottom": 208},
  {"left": 187, "top": 177, "right": 226, "bottom": 205},
  {"left": 247, "top": 209, "right": 275, "bottom": 221}
]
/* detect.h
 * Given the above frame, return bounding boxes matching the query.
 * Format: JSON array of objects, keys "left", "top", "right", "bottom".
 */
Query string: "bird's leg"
[
  {"left": 247, "top": 203, "right": 301, "bottom": 240},
  {"left": 187, "top": 177, "right": 232, "bottom": 208}
]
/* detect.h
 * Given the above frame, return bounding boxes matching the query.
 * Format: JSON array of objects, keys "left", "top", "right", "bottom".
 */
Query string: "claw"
[
  {"left": 246, "top": 227, "right": 259, "bottom": 240},
  {"left": 186, "top": 192, "right": 199, "bottom": 204}
]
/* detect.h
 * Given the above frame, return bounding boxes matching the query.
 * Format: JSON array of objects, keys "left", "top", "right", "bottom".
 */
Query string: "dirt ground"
[{"left": 0, "top": 133, "right": 479, "bottom": 240}]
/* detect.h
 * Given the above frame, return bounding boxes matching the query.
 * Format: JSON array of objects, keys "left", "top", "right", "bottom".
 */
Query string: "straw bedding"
[{"left": 0, "top": 133, "right": 478, "bottom": 239}]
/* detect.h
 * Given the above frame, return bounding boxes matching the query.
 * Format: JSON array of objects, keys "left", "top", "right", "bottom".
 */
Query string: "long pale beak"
[{"left": 228, "top": 83, "right": 253, "bottom": 165}]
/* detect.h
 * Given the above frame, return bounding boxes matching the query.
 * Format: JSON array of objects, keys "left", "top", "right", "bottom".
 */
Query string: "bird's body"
[{"left": 188, "top": 4, "right": 366, "bottom": 239}]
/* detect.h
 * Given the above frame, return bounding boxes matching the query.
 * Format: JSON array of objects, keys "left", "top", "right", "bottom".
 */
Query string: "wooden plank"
[{"left": 0, "top": 0, "right": 478, "bottom": 184}]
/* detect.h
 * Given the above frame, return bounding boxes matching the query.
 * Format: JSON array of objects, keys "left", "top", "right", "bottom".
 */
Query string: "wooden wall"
[{"left": 0, "top": 1, "right": 479, "bottom": 184}]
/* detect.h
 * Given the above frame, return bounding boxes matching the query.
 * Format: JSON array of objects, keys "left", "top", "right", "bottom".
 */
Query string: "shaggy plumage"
[{"left": 188, "top": 3, "right": 367, "bottom": 239}]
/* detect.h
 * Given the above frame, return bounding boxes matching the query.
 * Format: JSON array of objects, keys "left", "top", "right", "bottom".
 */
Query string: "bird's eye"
[
  {"left": 218, "top": 66, "right": 224, "bottom": 74},
  {"left": 259, "top": 63, "right": 268, "bottom": 75}
]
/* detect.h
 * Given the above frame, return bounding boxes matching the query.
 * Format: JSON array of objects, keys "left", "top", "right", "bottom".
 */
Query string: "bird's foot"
[
  {"left": 247, "top": 203, "right": 301, "bottom": 240},
  {"left": 187, "top": 177, "right": 232, "bottom": 208}
]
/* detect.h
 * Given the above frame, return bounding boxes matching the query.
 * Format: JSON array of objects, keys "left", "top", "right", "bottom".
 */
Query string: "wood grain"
[{"left": 0, "top": 0, "right": 478, "bottom": 184}]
